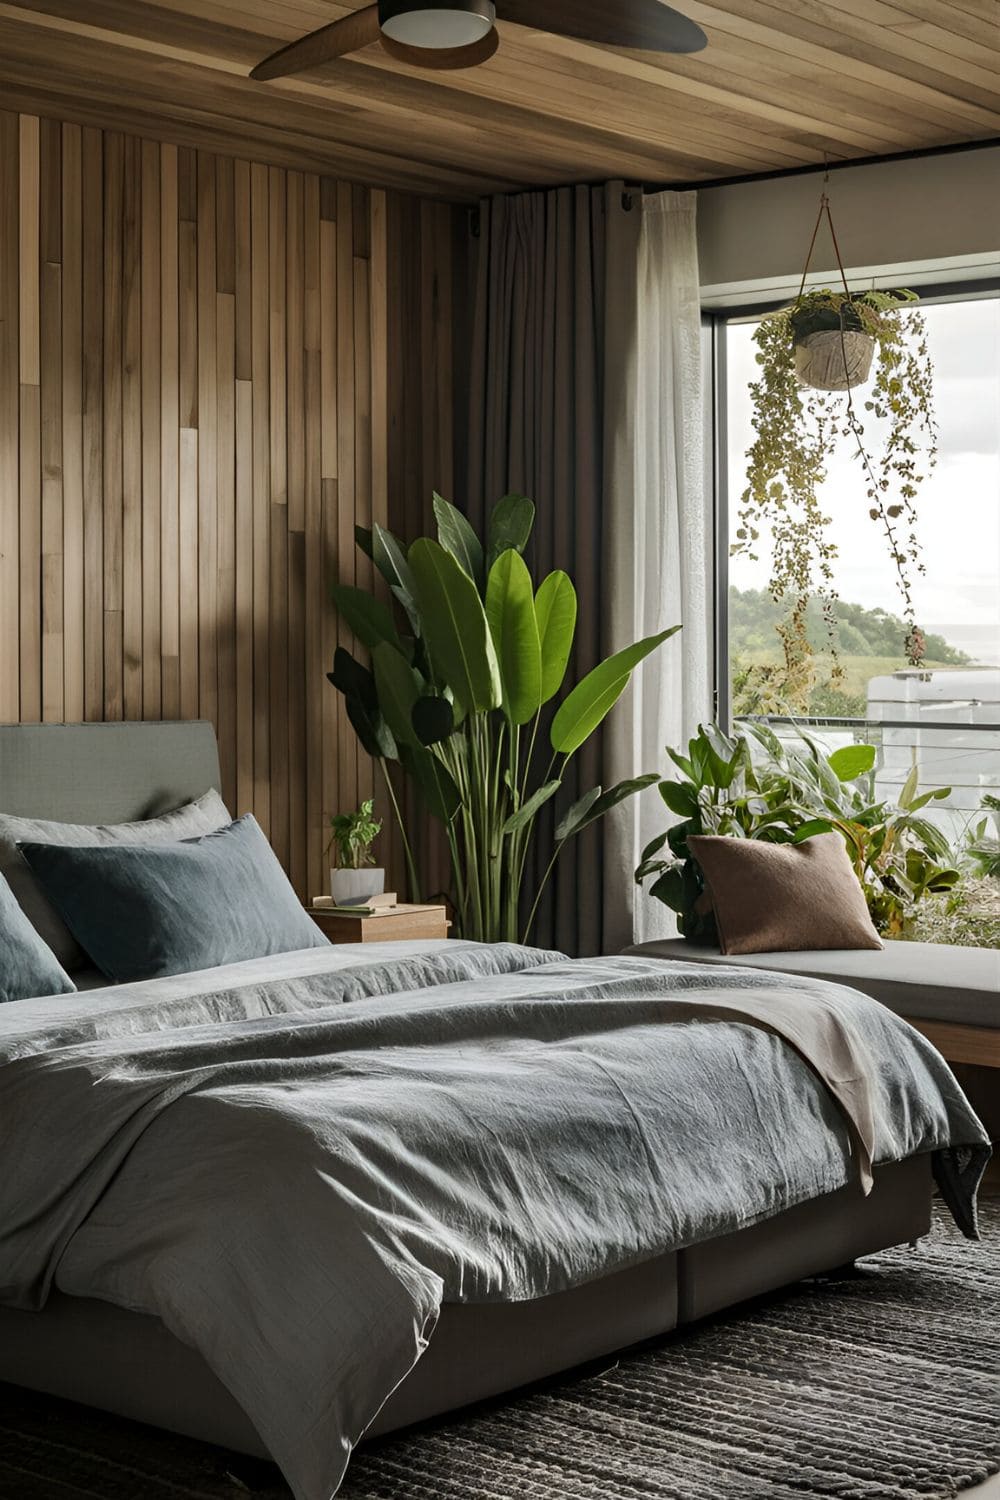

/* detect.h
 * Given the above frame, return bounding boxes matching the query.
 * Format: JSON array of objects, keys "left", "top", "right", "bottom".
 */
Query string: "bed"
[{"left": 0, "top": 722, "right": 989, "bottom": 1500}]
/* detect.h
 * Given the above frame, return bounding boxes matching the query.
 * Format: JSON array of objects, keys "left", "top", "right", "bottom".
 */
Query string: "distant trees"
[
  {"left": 730, "top": 589, "right": 969, "bottom": 718},
  {"left": 729, "top": 589, "right": 968, "bottom": 666}
]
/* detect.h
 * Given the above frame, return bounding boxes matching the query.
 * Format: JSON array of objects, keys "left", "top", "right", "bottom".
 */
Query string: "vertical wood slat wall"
[{"left": 0, "top": 109, "right": 462, "bottom": 901}]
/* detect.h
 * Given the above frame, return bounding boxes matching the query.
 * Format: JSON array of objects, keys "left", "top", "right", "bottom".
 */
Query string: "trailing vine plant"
[{"left": 733, "top": 195, "right": 937, "bottom": 710}]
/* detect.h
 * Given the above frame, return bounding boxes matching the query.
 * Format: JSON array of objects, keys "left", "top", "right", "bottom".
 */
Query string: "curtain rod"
[{"left": 643, "top": 136, "right": 1000, "bottom": 196}]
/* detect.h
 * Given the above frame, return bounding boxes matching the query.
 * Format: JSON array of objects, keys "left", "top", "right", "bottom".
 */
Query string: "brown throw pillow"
[{"left": 686, "top": 831, "right": 883, "bottom": 956}]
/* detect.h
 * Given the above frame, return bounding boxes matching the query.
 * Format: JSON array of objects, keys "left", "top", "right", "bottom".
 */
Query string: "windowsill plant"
[{"left": 636, "top": 721, "right": 960, "bottom": 942}]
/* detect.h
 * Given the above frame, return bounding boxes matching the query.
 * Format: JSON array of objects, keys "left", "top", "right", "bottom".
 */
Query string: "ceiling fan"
[{"left": 250, "top": 0, "right": 708, "bottom": 81}]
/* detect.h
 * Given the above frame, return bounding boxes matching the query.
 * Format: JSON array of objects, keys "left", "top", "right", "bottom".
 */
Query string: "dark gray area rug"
[{"left": 1, "top": 1200, "right": 997, "bottom": 1500}]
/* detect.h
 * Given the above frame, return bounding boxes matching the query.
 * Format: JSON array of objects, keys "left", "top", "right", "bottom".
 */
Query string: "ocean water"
[{"left": 925, "top": 623, "right": 1000, "bottom": 667}]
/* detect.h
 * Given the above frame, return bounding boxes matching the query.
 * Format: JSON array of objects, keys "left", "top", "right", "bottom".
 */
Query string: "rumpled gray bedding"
[{"left": 0, "top": 940, "right": 989, "bottom": 1500}]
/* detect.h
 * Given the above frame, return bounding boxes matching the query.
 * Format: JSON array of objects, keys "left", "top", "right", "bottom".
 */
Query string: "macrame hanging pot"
[{"left": 791, "top": 194, "right": 875, "bottom": 393}]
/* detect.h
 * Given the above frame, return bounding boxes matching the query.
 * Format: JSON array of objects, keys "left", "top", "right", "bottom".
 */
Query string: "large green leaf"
[
  {"left": 485, "top": 550, "right": 542, "bottom": 725},
  {"left": 408, "top": 539, "right": 501, "bottom": 715},
  {"left": 400, "top": 744, "right": 461, "bottom": 823},
  {"left": 372, "top": 641, "right": 422, "bottom": 748},
  {"left": 791, "top": 818, "right": 836, "bottom": 843},
  {"left": 666, "top": 746, "right": 694, "bottom": 779},
  {"left": 907, "top": 785, "right": 952, "bottom": 812},
  {"left": 742, "top": 720, "right": 784, "bottom": 763},
  {"left": 659, "top": 780, "right": 698, "bottom": 818},
  {"left": 330, "top": 585, "right": 400, "bottom": 652},
  {"left": 898, "top": 763, "right": 920, "bottom": 810},
  {"left": 639, "top": 831, "right": 669, "bottom": 863},
  {"left": 412, "top": 695, "right": 455, "bottom": 747},
  {"left": 535, "top": 571, "right": 577, "bottom": 704},
  {"left": 688, "top": 731, "right": 714, "bottom": 788},
  {"left": 371, "top": 523, "right": 420, "bottom": 627},
  {"left": 666, "top": 818, "right": 697, "bottom": 860},
  {"left": 432, "top": 493, "right": 484, "bottom": 585},
  {"left": 550, "top": 627, "right": 679, "bottom": 756},
  {"left": 649, "top": 865, "right": 687, "bottom": 913},
  {"left": 327, "top": 646, "right": 377, "bottom": 709},
  {"left": 487, "top": 494, "right": 535, "bottom": 568},
  {"left": 558, "top": 774, "right": 661, "bottom": 839},
  {"left": 905, "top": 815, "right": 954, "bottom": 861},
  {"left": 345, "top": 695, "right": 397, "bottom": 761},
  {"left": 501, "top": 779, "right": 561, "bottom": 836},
  {"left": 701, "top": 724, "right": 744, "bottom": 789},
  {"left": 555, "top": 787, "right": 602, "bottom": 841},
  {"left": 827, "top": 744, "right": 877, "bottom": 782}
]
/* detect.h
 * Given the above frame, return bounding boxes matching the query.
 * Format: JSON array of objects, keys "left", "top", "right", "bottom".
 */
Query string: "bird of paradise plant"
[{"left": 329, "top": 493, "right": 678, "bottom": 943}]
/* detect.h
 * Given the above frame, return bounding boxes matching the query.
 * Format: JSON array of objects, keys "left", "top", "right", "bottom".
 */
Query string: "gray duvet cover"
[{"left": 0, "top": 941, "right": 989, "bottom": 1500}]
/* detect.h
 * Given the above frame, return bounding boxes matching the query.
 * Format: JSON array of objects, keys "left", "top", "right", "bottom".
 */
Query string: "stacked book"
[{"left": 310, "top": 893, "right": 401, "bottom": 918}]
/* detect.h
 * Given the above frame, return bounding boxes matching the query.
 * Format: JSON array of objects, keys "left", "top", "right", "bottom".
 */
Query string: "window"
[
  {"left": 721, "top": 292, "right": 1000, "bottom": 721},
  {"left": 715, "top": 289, "right": 1000, "bottom": 949}
]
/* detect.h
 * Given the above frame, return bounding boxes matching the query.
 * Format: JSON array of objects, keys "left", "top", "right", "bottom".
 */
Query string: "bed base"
[{"left": 0, "top": 1156, "right": 932, "bottom": 1459}]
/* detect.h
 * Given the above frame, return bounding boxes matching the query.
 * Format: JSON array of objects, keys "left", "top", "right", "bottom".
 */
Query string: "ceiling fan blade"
[
  {"left": 379, "top": 28, "right": 500, "bottom": 69},
  {"left": 250, "top": 5, "right": 381, "bottom": 81},
  {"left": 496, "top": 0, "right": 707, "bottom": 53}
]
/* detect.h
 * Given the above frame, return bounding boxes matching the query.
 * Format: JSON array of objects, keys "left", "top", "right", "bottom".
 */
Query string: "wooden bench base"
[{"left": 904, "top": 1018, "right": 1000, "bottom": 1069}]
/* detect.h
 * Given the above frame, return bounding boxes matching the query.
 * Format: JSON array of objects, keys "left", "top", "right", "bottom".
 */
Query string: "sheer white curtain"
[{"left": 603, "top": 190, "right": 713, "bottom": 948}]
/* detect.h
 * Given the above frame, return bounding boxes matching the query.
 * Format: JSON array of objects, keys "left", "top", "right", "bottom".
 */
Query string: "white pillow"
[{"left": 0, "top": 789, "right": 231, "bottom": 972}]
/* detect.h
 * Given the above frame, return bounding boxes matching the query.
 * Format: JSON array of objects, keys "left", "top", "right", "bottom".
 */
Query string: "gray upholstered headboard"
[{"left": 0, "top": 722, "right": 223, "bottom": 823}]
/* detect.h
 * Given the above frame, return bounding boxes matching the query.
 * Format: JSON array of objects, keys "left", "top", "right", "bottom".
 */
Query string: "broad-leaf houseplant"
[{"left": 329, "top": 493, "right": 677, "bottom": 944}]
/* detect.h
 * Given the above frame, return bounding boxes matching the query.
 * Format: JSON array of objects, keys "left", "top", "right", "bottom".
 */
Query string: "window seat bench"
[{"left": 624, "top": 938, "right": 1000, "bottom": 1070}]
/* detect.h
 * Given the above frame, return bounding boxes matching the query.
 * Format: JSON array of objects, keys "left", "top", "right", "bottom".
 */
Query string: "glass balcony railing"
[{"left": 735, "top": 714, "right": 999, "bottom": 845}]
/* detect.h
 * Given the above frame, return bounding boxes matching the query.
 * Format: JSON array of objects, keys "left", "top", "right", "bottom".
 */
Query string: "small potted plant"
[{"left": 327, "top": 799, "right": 384, "bottom": 907}]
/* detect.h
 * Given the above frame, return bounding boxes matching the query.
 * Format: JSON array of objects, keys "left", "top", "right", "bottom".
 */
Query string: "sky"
[{"left": 726, "top": 295, "right": 1000, "bottom": 664}]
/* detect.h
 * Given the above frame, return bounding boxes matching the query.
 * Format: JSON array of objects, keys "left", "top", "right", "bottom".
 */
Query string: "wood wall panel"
[{"left": 0, "top": 107, "right": 464, "bottom": 901}]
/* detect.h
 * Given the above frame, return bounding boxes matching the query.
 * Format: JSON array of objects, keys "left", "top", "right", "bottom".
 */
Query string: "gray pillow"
[
  {"left": 0, "top": 789, "right": 231, "bottom": 972},
  {"left": 0, "top": 876, "right": 76, "bottom": 1003},
  {"left": 20, "top": 815, "right": 331, "bottom": 983}
]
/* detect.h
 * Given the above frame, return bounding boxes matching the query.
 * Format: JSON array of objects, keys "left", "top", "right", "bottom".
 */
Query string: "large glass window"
[
  {"left": 718, "top": 290, "right": 999, "bottom": 949},
  {"left": 723, "top": 293, "right": 1000, "bottom": 719}
]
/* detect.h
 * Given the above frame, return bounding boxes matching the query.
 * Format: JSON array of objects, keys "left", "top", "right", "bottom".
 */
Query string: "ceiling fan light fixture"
[{"left": 379, "top": 0, "right": 496, "bottom": 50}]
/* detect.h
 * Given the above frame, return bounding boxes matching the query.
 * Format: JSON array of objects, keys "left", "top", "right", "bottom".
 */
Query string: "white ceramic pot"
[{"left": 330, "top": 867, "right": 385, "bottom": 907}]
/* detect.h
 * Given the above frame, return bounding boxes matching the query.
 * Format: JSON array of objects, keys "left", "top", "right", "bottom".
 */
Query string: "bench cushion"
[{"left": 625, "top": 938, "right": 999, "bottom": 1031}]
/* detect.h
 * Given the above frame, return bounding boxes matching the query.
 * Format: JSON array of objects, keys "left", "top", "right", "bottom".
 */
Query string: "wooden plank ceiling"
[{"left": 0, "top": 1, "right": 997, "bottom": 201}]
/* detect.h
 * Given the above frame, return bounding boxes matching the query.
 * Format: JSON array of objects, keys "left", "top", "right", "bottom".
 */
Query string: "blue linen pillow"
[
  {"left": 20, "top": 815, "right": 331, "bottom": 983},
  {"left": 0, "top": 875, "right": 76, "bottom": 1003}
]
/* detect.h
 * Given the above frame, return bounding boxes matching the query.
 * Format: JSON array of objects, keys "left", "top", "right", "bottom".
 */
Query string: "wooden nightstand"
[{"left": 309, "top": 903, "right": 451, "bottom": 944}]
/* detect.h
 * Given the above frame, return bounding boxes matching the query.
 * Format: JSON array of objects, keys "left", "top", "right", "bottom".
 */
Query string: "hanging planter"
[
  {"left": 791, "top": 294, "right": 876, "bottom": 391},
  {"left": 787, "top": 196, "right": 883, "bottom": 393},
  {"left": 732, "top": 192, "right": 937, "bottom": 710}
]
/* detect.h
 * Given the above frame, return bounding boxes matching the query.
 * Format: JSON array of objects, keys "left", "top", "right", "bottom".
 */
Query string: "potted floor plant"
[
  {"left": 328, "top": 493, "right": 678, "bottom": 943},
  {"left": 327, "top": 799, "right": 384, "bottom": 907}
]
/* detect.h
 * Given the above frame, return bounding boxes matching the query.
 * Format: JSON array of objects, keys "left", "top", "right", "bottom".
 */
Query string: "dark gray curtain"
[{"left": 466, "top": 184, "right": 639, "bottom": 955}]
